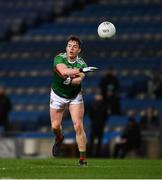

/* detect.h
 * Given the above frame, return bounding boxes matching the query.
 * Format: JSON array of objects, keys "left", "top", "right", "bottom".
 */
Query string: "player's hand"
[
  {"left": 79, "top": 67, "right": 98, "bottom": 73},
  {"left": 63, "top": 77, "right": 71, "bottom": 85}
]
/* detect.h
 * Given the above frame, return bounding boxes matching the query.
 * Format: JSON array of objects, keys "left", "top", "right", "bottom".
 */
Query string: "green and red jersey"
[{"left": 51, "top": 53, "right": 87, "bottom": 98}]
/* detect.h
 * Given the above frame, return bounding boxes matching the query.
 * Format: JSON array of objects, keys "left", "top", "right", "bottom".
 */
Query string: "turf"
[{"left": 0, "top": 158, "right": 162, "bottom": 179}]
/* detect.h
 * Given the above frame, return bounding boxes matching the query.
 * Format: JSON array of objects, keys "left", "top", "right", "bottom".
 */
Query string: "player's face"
[{"left": 66, "top": 40, "right": 81, "bottom": 60}]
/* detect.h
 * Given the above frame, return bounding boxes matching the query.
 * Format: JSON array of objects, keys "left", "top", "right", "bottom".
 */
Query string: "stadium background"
[{"left": 0, "top": 0, "right": 162, "bottom": 159}]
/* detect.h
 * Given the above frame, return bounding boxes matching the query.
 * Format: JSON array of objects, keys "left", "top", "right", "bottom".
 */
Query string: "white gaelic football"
[{"left": 97, "top": 21, "right": 116, "bottom": 38}]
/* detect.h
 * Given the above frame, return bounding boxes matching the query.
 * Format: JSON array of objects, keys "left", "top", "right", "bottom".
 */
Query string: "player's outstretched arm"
[
  {"left": 56, "top": 64, "right": 98, "bottom": 78},
  {"left": 56, "top": 64, "right": 80, "bottom": 77}
]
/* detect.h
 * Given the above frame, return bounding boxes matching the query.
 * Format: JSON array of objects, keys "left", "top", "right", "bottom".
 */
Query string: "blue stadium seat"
[
  {"left": 107, "top": 115, "right": 129, "bottom": 128},
  {"left": 121, "top": 98, "right": 162, "bottom": 111},
  {"left": 102, "top": 131, "right": 121, "bottom": 144}
]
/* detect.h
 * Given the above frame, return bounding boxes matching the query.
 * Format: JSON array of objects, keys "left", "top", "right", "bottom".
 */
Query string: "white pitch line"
[
  {"left": 0, "top": 168, "right": 6, "bottom": 170},
  {"left": 0, "top": 164, "right": 154, "bottom": 169}
]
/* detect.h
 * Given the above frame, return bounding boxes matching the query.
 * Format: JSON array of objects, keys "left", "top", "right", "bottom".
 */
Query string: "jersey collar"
[{"left": 65, "top": 53, "right": 78, "bottom": 64}]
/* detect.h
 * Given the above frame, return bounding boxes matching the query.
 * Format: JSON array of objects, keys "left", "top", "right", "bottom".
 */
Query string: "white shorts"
[{"left": 50, "top": 89, "right": 83, "bottom": 109}]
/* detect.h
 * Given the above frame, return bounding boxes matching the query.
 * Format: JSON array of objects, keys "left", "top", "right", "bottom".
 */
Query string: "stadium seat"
[{"left": 102, "top": 131, "right": 121, "bottom": 144}]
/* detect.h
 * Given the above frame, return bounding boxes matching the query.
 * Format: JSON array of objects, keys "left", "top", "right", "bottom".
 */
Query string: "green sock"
[{"left": 80, "top": 151, "right": 86, "bottom": 160}]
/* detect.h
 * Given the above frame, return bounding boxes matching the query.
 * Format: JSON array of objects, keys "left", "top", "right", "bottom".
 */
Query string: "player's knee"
[{"left": 74, "top": 122, "right": 83, "bottom": 135}]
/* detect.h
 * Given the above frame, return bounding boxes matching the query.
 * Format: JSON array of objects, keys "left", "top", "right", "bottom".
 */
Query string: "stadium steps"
[{"left": 0, "top": 0, "right": 161, "bottom": 132}]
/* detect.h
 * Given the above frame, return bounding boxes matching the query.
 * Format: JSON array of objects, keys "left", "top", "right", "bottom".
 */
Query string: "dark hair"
[{"left": 67, "top": 35, "right": 82, "bottom": 48}]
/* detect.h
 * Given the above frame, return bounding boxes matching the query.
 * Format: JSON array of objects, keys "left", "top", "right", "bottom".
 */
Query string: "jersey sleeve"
[
  {"left": 79, "top": 58, "right": 88, "bottom": 68},
  {"left": 82, "top": 62, "right": 88, "bottom": 68},
  {"left": 53, "top": 55, "right": 64, "bottom": 68}
]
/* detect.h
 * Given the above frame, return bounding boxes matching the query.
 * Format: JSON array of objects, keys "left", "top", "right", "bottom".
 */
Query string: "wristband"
[{"left": 79, "top": 68, "right": 83, "bottom": 72}]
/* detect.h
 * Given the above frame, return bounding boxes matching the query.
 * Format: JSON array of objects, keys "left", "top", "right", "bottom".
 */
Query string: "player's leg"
[
  {"left": 50, "top": 107, "right": 64, "bottom": 137},
  {"left": 69, "top": 103, "right": 87, "bottom": 166},
  {"left": 50, "top": 107, "right": 64, "bottom": 156},
  {"left": 50, "top": 90, "right": 66, "bottom": 156}
]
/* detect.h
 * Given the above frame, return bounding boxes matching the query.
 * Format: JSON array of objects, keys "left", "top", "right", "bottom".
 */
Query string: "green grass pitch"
[{"left": 0, "top": 158, "right": 162, "bottom": 179}]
